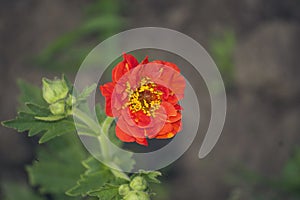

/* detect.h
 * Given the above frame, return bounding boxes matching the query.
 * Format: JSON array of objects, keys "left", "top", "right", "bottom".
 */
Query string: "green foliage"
[
  {"left": 227, "top": 149, "right": 300, "bottom": 200},
  {"left": 135, "top": 170, "right": 162, "bottom": 184},
  {"left": 26, "top": 134, "right": 86, "bottom": 196},
  {"left": 34, "top": 0, "right": 123, "bottom": 72},
  {"left": 210, "top": 30, "right": 236, "bottom": 87},
  {"left": 67, "top": 157, "right": 125, "bottom": 198},
  {"left": 4, "top": 78, "right": 75, "bottom": 141},
  {"left": 2, "top": 182, "right": 45, "bottom": 200},
  {"left": 2, "top": 103, "right": 76, "bottom": 143},
  {"left": 89, "top": 184, "right": 121, "bottom": 200},
  {"left": 66, "top": 158, "right": 161, "bottom": 199},
  {"left": 96, "top": 105, "right": 122, "bottom": 147},
  {"left": 17, "top": 79, "right": 47, "bottom": 111},
  {"left": 77, "top": 83, "right": 97, "bottom": 102},
  {"left": 2, "top": 74, "right": 162, "bottom": 200},
  {"left": 2, "top": 75, "right": 98, "bottom": 143},
  {"left": 281, "top": 149, "right": 300, "bottom": 195}
]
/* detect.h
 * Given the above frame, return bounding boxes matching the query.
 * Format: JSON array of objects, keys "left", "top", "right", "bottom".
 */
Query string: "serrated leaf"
[
  {"left": 26, "top": 134, "right": 86, "bottom": 196},
  {"left": 67, "top": 157, "right": 127, "bottom": 197},
  {"left": 110, "top": 169, "right": 130, "bottom": 181},
  {"left": 89, "top": 184, "right": 121, "bottom": 200},
  {"left": 77, "top": 83, "right": 97, "bottom": 102},
  {"left": 138, "top": 170, "right": 162, "bottom": 184},
  {"left": 82, "top": 157, "right": 107, "bottom": 174},
  {"left": 26, "top": 103, "right": 51, "bottom": 116},
  {"left": 110, "top": 150, "right": 135, "bottom": 173},
  {"left": 67, "top": 170, "right": 113, "bottom": 197},
  {"left": 2, "top": 112, "right": 76, "bottom": 143},
  {"left": 67, "top": 157, "right": 110, "bottom": 197}
]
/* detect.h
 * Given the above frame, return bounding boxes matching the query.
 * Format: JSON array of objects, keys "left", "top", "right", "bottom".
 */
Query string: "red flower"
[{"left": 100, "top": 53, "right": 185, "bottom": 146}]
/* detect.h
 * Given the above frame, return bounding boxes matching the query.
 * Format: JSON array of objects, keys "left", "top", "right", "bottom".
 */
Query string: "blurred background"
[{"left": 1, "top": 0, "right": 300, "bottom": 199}]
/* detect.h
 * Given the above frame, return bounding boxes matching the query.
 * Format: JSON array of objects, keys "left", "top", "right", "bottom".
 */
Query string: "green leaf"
[
  {"left": 26, "top": 103, "right": 68, "bottom": 122},
  {"left": 62, "top": 74, "right": 73, "bottom": 91},
  {"left": 26, "top": 103, "right": 51, "bottom": 116},
  {"left": 95, "top": 104, "right": 107, "bottom": 124},
  {"left": 89, "top": 184, "right": 121, "bottom": 200},
  {"left": 26, "top": 133, "right": 86, "bottom": 196},
  {"left": 35, "top": 115, "right": 66, "bottom": 122},
  {"left": 2, "top": 111, "right": 76, "bottom": 143},
  {"left": 77, "top": 83, "right": 97, "bottom": 102},
  {"left": 17, "top": 80, "right": 47, "bottom": 111},
  {"left": 83, "top": 157, "right": 107, "bottom": 174},
  {"left": 110, "top": 169, "right": 130, "bottom": 181},
  {"left": 1, "top": 181, "right": 45, "bottom": 200},
  {"left": 137, "top": 171, "right": 162, "bottom": 184},
  {"left": 67, "top": 170, "right": 113, "bottom": 197},
  {"left": 67, "top": 157, "right": 114, "bottom": 197}
]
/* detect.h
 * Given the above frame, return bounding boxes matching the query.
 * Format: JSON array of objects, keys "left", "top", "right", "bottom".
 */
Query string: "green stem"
[
  {"left": 101, "top": 117, "right": 114, "bottom": 135},
  {"left": 99, "top": 117, "right": 114, "bottom": 159},
  {"left": 73, "top": 108, "right": 100, "bottom": 134},
  {"left": 73, "top": 108, "right": 130, "bottom": 180},
  {"left": 73, "top": 108, "right": 114, "bottom": 160}
]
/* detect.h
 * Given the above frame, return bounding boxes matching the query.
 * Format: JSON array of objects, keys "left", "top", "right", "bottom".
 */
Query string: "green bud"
[
  {"left": 49, "top": 101, "right": 65, "bottom": 115},
  {"left": 130, "top": 176, "right": 147, "bottom": 191},
  {"left": 124, "top": 191, "right": 150, "bottom": 200},
  {"left": 118, "top": 184, "right": 131, "bottom": 196},
  {"left": 42, "top": 77, "right": 69, "bottom": 104},
  {"left": 66, "top": 94, "right": 76, "bottom": 106}
]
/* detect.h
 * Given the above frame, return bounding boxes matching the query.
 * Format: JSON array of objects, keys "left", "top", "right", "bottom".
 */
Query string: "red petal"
[
  {"left": 157, "top": 123, "right": 173, "bottom": 136},
  {"left": 156, "top": 118, "right": 182, "bottom": 139},
  {"left": 151, "top": 60, "right": 180, "bottom": 72},
  {"left": 161, "top": 101, "right": 177, "bottom": 116},
  {"left": 156, "top": 85, "right": 169, "bottom": 100},
  {"left": 140, "top": 56, "right": 149, "bottom": 64},
  {"left": 99, "top": 82, "right": 115, "bottom": 117},
  {"left": 112, "top": 54, "right": 139, "bottom": 82},
  {"left": 172, "top": 120, "right": 182, "bottom": 133},
  {"left": 99, "top": 82, "right": 115, "bottom": 96},
  {"left": 168, "top": 112, "right": 182, "bottom": 123},
  {"left": 131, "top": 110, "right": 151, "bottom": 127},
  {"left": 136, "top": 137, "right": 148, "bottom": 146},
  {"left": 166, "top": 94, "right": 179, "bottom": 104},
  {"left": 116, "top": 125, "right": 135, "bottom": 142},
  {"left": 124, "top": 53, "right": 139, "bottom": 68},
  {"left": 174, "top": 104, "right": 183, "bottom": 110}
]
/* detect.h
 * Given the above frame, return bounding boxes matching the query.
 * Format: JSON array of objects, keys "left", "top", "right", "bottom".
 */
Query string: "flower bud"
[
  {"left": 49, "top": 100, "right": 65, "bottom": 115},
  {"left": 66, "top": 94, "right": 76, "bottom": 107},
  {"left": 129, "top": 176, "right": 147, "bottom": 191},
  {"left": 118, "top": 184, "right": 131, "bottom": 196},
  {"left": 124, "top": 191, "right": 150, "bottom": 200},
  {"left": 42, "top": 77, "right": 68, "bottom": 104}
]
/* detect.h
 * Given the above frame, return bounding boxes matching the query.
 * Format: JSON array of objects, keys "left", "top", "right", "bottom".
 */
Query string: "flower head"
[{"left": 100, "top": 54, "right": 185, "bottom": 146}]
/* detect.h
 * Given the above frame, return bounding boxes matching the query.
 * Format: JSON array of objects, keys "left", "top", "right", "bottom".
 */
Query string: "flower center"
[{"left": 126, "top": 78, "right": 163, "bottom": 116}]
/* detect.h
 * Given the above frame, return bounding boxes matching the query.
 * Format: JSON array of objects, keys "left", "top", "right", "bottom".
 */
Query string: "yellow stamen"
[{"left": 125, "top": 77, "right": 163, "bottom": 116}]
